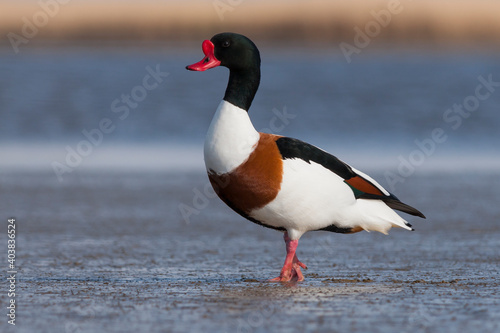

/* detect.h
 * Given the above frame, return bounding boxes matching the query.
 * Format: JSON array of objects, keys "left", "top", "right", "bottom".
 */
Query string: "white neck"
[{"left": 204, "top": 100, "right": 260, "bottom": 174}]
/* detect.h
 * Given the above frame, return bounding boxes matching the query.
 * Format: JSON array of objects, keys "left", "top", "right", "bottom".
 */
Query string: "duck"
[{"left": 186, "top": 32, "right": 425, "bottom": 282}]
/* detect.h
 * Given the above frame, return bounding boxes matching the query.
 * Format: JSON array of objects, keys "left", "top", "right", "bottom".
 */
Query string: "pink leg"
[{"left": 270, "top": 232, "right": 307, "bottom": 282}]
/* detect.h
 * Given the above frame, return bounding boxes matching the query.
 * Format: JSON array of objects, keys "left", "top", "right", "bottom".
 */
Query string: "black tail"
[
  {"left": 383, "top": 199, "right": 426, "bottom": 218},
  {"left": 359, "top": 193, "right": 426, "bottom": 219}
]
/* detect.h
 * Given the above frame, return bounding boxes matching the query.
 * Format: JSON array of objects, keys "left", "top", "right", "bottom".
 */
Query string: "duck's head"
[{"left": 186, "top": 32, "right": 260, "bottom": 72}]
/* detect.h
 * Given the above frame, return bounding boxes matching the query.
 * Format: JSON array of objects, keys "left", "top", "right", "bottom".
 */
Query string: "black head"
[
  {"left": 186, "top": 32, "right": 260, "bottom": 72},
  {"left": 210, "top": 33, "right": 261, "bottom": 72},
  {"left": 186, "top": 32, "right": 261, "bottom": 111}
]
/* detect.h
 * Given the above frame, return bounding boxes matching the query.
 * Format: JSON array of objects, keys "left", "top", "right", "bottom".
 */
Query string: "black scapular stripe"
[{"left": 275, "top": 137, "right": 356, "bottom": 179}]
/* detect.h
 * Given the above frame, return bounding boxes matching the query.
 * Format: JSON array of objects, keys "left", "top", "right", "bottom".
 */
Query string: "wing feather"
[{"left": 275, "top": 137, "right": 425, "bottom": 218}]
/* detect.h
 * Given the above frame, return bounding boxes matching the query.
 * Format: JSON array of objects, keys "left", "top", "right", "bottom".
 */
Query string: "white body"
[
  {"left": 204, "top": 101, "right": 412, "bottom": 240},
  {"left": 250, "top": 158, "right": 411, "bottom": 240}
]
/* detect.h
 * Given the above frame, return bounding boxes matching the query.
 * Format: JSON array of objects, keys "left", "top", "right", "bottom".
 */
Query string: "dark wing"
[{"left": 275, "top": 137, "right": 426, "bottom": 218}]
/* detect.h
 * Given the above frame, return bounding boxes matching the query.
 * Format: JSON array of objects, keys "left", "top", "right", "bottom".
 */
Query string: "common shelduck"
[{"left": 186, "top": 32, "right": 425, "bottom": 282}]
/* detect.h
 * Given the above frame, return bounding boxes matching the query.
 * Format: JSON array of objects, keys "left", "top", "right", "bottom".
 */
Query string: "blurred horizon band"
[{"left": 1, "top": 0, "right": 500, "bottom": 49}]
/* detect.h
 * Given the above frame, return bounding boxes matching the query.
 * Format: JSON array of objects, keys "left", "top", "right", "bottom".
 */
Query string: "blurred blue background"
[{"left": 0, "top": 0, "right": 499, "bottom": 179}]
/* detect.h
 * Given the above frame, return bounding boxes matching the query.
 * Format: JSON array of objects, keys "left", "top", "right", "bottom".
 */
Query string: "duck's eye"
[{"left": 222, "top": 40, "right": 230, "bottom": 48}]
